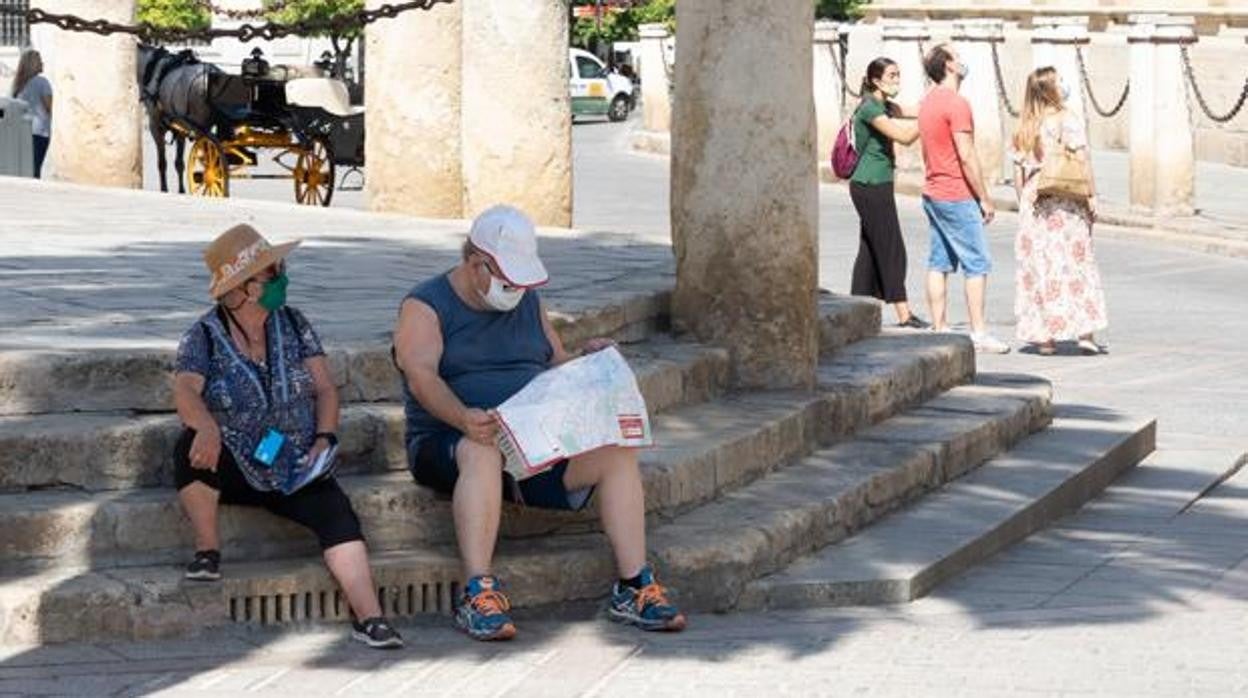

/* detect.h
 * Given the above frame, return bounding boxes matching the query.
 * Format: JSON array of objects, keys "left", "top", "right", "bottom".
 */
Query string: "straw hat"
[{"left": 203, "top": 224, "right": 300, "bottom": 299}]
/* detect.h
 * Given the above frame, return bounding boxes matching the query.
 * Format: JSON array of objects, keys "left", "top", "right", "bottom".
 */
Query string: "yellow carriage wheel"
[
  {"left": 293, "top": 139, "right": 335, "bottom": 207},
  {"left": 186, "top": 137, "right": 229, "bottom": 198}
]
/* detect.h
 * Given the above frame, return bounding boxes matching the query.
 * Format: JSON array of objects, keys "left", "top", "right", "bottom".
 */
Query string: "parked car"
[{"left": 569, "top": 48, "right": 634, "bottom": 122}]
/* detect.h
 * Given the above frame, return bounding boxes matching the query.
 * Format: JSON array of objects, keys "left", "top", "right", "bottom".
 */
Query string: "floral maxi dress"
[{"left": 1012, "top": 114, "right": 1109, "bottom": 343}]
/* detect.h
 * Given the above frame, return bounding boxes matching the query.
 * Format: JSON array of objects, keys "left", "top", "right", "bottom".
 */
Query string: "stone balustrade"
[{"left": 638, "top": 12, "right": 1248, "bottom": 218}]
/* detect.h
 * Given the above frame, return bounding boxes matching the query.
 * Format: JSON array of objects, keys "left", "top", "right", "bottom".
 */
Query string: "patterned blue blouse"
[{"left": 174, "top": 306, "right": 325, "bottom": 493}]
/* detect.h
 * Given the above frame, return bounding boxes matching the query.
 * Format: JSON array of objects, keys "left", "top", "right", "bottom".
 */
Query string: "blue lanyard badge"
[{"left": 253, "top": 428, "right": 286, "bottom": 467}]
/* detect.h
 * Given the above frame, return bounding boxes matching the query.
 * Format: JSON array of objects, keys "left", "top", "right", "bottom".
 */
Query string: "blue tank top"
[{"left": 401, "top": 272, "right": 553, "bottom": 451}]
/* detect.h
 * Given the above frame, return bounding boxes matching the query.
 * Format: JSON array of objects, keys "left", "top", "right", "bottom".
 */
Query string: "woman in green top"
[{"left": 848, "top": 57, "right": 928, "bottom": 328}]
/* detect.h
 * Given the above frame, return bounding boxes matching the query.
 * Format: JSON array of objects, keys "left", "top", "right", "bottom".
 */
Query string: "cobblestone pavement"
[
  {"left": 1, "top": 118, "right": 1246, "bottom": 695},
  {"left": 0, "top": 177, "right": 672, "bottom": 352}
]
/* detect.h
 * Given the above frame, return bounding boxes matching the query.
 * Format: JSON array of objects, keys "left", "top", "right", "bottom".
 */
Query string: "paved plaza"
[{"left": 1, "top": 117, "right": 1246, "bottom": 696}]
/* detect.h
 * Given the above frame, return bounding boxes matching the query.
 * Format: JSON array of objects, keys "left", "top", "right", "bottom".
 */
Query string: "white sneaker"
[{"left": 971, "top": 332, "right": 1011, "bottom": 354}]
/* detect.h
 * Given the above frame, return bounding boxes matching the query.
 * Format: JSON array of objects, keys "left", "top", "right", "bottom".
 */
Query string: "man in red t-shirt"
[{"left": 917, "top": 44, "right": 1009, "bottom": 354}]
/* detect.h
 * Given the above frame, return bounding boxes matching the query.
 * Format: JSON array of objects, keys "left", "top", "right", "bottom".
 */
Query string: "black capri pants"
[
  {"left": 849, "top": 180, "right": 910, "bottom": 304},
  {"left": 174, "top": 428, "right": 364, "bottom": 550}
]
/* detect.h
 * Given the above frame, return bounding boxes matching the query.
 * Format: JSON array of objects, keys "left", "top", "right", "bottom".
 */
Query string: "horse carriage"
[{"left": 139, "top": 46, "right": 365, "bottom": 207}]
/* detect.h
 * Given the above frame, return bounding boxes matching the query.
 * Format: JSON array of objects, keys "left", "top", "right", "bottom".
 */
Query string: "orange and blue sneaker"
[
  {"left": 455, "top": 575, "right": 517, "bottom": 641},
  {"left": 608, "top": 565, "right": 687, "bottom": 632}
]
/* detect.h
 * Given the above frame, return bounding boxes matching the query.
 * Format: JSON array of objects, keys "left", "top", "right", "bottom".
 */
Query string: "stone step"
[
  {"left": 0, "top": 290, "right": 673, "bottom": 416},
  {"left": 0, "top": 373, "right": 1048, "bottom": 644},
  {"left": 735, "top": 412, "right": 1157, "bottom": 611},
  {"left": 0, "top": 332, "right": 970, "bottom": 574},
  {"left": 818, "top": 293, "right": 881, "bottom": 355},
  {"left": 0, "top": 291, "right": 878, "bottom": 417},
  {"left": 0, "top": 294, "right": 881, "bottom": 492},
  {"left": 0, "top": 336, "right": 731, "bottom": 492}
]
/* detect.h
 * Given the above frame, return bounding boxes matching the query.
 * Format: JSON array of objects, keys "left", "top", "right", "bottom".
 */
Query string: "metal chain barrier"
[
  {"left": 1075, "top": 46, "right": 1129, "bottom": 118},
  {"left": 827, "top": 42, "right": 860, "bottom": 99},
  {"left": 990, "top": 41, "right": 1020, "bottom": 118},
  {"left": 0, "top": 1, "right": 452, "bottom": 44},
  {"left": 1181, "top": 44, "right": 1248, "bottom": 123}
]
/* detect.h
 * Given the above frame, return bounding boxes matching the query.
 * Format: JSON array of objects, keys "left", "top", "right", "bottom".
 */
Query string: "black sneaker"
[
  {"left": 184, "top": 550, "right": 221, "bottom": 581},
  {"left": 352, "top": 617, "right": 404, "bottom": 649},
  {"left": 898, "top": 315, "right": 931, "bottom": 329}
]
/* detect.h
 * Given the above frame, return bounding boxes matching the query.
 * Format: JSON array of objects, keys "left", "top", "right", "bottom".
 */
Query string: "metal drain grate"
[{"left": 229, "top": 581, "right": 462, "bottom": 625}]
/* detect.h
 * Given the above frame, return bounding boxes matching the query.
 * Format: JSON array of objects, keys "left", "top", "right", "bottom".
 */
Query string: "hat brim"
[
  {"left": 493, "top": 252, "right": 548, "bottom": 289},
  {"left": 209, "top": 239, "right": 301, "bottom": 299}
]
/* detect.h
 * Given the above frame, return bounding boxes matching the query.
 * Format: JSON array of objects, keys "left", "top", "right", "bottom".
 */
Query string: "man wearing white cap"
[{"left": 393, "top": 204, "right": 686, "bottom": 641}]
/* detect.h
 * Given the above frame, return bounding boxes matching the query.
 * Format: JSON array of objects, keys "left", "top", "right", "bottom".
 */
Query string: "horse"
[{"left": 137, "top": 44, "right": 222, "bottom": 194}]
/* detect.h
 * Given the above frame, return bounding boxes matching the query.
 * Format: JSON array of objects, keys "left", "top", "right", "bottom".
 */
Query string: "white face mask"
[
  {"left": 482, "top": 275, "right": 524, "bottom": 312},
  {"left": 1059, "top": 78, "right": 1072, "bottom": 102}
]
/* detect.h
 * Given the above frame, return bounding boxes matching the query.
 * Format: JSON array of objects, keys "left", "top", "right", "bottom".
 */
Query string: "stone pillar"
[
  {"left": 1127, "top": 14, "right": 1164, "bottom": 212},
  {"left": 365, "top": 0, "right": 462, "bottom": 218},
  {"left": 813, "top": 20, "right": 845, "bottom": 179},
  {"left": 462, "top": 0, "right": 572, "bottom": 227},
  {"left": 1031, "top": 16, "right": 1089, "bottom": 126},
  {"left": 881, "top": 20, "right": 929, "bottom": 174},
  {"left": 1138, "top": 16, "right": 1197, "bottom": 217},
  {"left": 35, "top": 0, "right": 142, "bottom": 187},
  {"left": 952, "top": 19, "right": 1006, "bottom": 186},
  {"left": 638, "top": 23, "right": 673, "bottom": 133},
  {"left": 671, "top": 0, "right": 818, "bottom": 390}
]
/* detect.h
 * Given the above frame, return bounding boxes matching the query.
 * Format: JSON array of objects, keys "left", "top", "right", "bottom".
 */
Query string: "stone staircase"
[{"left": 0, "top": 292, "right": 1154, "bottom": 644}]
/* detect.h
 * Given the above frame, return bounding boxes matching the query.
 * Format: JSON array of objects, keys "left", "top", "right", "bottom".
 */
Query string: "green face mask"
[{"left": 257, "top": 272, "right": 288, "bottom": 312}]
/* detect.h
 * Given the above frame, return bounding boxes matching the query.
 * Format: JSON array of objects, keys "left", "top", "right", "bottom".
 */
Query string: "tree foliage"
[
  {"left": 570, "top": 0, "right": 860, "bottom": 51},
  {"left": 815, "top": 0, "right": 866, "bottom": 21},
  {"left": 263, "top": 0, "right": 364, "bottom": 40},
  {"left": 263, "top": 0, "right": 363, "bottom": 78},
  {"left": 570, "top": 0, "right": 674, "bottom": 51},
  {"left": 136, "top": 0, "right": 211, "bottom": 32}
]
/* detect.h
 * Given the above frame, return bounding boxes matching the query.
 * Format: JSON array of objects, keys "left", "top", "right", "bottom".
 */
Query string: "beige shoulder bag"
[{"left": 1035, "top": 118, "right": 1092, "bottom": 202}]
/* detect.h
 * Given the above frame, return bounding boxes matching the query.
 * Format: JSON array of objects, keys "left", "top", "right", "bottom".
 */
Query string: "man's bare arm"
[{"left": 393, "top": 298, "right": 496, "bottom": 443}]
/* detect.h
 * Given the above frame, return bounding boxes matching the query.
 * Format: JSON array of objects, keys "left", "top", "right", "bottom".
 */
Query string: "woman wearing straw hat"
[{"left": 171, "top": 223, "right": 402, "bottom": 649}]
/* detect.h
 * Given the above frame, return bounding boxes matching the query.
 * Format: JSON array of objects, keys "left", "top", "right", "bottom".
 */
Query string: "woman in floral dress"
[{"left": 1011, "top": 67, "right": 1108, "bottom": 355}]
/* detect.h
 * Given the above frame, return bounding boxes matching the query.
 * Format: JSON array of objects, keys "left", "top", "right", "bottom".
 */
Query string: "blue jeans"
[
  {"left": 32, "top": 135, "right": 49, "bottom": 179},
  {"left": 922, "top": 197, "right": 991, "bottom": 277}
]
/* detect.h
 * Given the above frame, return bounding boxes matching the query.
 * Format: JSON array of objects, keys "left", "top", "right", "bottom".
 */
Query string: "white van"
[{"left": 569, "top": 48, "right": 634, "bottom": 122}]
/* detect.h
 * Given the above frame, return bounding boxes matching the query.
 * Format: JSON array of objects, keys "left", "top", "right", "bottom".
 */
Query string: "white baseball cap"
[{"left": 468, "top": 204, "right": 549, "bottom": 288}]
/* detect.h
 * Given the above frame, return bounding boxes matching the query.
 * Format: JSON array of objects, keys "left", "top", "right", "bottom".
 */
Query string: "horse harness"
[{"left": 140, "top": 47, "right": 200, "bottom": 107}]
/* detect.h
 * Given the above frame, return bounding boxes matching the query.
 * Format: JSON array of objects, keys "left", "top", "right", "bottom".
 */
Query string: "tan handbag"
[{"left": 1035, "top": 122, "right": 1092, "bottom": 202}]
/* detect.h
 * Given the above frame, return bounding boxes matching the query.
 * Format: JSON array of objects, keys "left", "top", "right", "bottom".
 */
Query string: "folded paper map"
[{"left": 494, "top": 347, "right": 652, "bottom": 480}]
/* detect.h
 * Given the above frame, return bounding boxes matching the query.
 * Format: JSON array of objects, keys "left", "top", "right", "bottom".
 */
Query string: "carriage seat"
[{"left": 285, "top": 78, "right": 364, "bottom": 118}]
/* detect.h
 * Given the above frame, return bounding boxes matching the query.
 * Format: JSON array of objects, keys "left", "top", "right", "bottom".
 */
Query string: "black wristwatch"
[{"left": 314, "top": 432, "right": 338, "bottom": 447}]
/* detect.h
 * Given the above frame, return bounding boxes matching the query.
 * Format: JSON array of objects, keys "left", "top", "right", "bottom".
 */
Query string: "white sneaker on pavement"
[{"left": 970, "top": 332, "right": 1011, "bottom": 354}]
